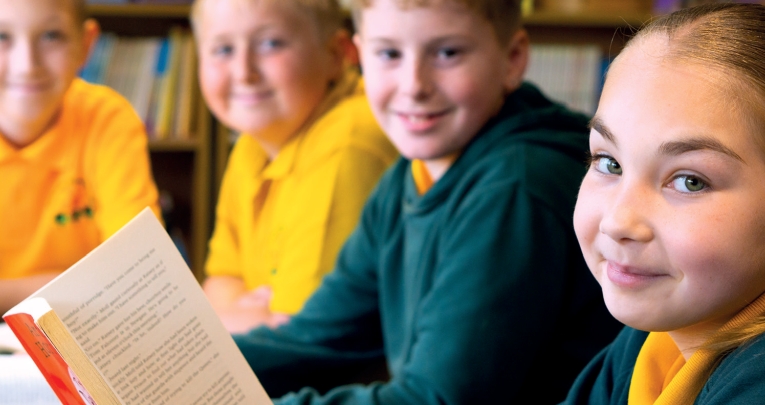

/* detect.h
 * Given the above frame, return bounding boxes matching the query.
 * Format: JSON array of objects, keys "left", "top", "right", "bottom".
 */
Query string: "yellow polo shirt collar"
[{"left": 629, "top": 292, "right": 765, "bottom": 405}]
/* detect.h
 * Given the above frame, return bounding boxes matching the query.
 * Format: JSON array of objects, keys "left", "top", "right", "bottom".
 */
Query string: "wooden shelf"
[
  {"left": 87, "top": 4, "right": 191, "bottom": 18},
  {"left": 524, "top": 11, "right": 653, "bottom": 27},
  {"left": 149, "top": 138, "right": 200, "bottom": 152}
]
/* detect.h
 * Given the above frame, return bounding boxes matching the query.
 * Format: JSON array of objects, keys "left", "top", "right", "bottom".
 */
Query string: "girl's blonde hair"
[
  {"left": 627, "top": 0, "right": 765, "bottom": 388},
  {"left": 347, "top": 0, "right": 523, "bottom": 43},
  {"left": 190, "top": 0, "right": 347, "bottom": 41}
]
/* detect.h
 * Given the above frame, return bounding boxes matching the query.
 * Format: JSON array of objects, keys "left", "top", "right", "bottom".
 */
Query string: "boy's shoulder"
[
  {"left": 448, "top": 83, "right": 591, "bottom": 203},
  {"left": 63, "top": 79, "right": 136, "bottom": 116},
  {"left": 300, "top": 78, "right": 396, "bottom": 163}
]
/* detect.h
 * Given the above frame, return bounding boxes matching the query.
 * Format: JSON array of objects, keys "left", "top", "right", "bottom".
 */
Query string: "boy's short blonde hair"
[
  {"left": 191, "top": 0, "right": 347, "bottom": 41},
  {"left": 348, "top": 0, "right": 522, "bottom": 42},
  {"left": 72, "top": 0, "right": 88, "bottom": 25}
]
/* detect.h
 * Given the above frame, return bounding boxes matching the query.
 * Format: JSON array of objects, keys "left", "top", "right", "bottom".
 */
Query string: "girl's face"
[{"left": 573, "top": 35, "right": 765, "bottom": 355}]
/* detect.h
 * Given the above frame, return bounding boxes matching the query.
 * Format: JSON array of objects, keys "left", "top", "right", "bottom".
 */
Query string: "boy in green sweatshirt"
[{"left": 234, "top": 0, "right": 622, "bottom": 403}]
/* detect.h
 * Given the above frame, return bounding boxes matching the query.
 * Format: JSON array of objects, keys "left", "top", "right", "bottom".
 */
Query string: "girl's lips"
[{"left": 606, "top": 261, "right": 668, "bottom": 289}]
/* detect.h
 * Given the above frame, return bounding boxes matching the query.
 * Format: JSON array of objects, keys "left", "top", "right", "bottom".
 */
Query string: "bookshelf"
[
  {"left": 520, "top": 7, "right": 654, "bottom": 115},
  {"left": 84, "top": 3, "right": 654, "bottom": 280},
  {"left": 86, "top": 3, "right": 212, "bottom": 281}
]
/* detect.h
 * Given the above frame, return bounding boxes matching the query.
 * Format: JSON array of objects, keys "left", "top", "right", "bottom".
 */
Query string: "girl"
[{"left": 564, "top": 3, "right": 765, "bottom": 404}]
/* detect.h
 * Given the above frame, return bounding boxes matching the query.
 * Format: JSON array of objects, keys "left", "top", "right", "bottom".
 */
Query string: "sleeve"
[
  {"left": 205, "top": 140, "right": 247, "bottom": 279},
  {"left": 269, "top": 144, "right": 393, "bottom": 314},
  {"left": 86, "top": 90, "right": 161, "bottom": 239},
  {"left": 234, "top": 178, "right": 389, "bottom": 398}
]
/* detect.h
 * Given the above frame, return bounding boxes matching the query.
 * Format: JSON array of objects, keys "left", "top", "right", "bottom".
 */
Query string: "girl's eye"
[
  {"left": 593, "top": 155, "right": 622, "bottom": 175},
  {"left": 671, "top": 175, "right": 707, "bottom": 193},
  {"left": 0, "top": 32, "right": 10, "bottom": 42}
]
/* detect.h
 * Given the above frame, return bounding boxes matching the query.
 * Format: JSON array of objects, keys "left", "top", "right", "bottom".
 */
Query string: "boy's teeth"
[{"left": 406, "top": 114, "right": 429, "bottom": 122}]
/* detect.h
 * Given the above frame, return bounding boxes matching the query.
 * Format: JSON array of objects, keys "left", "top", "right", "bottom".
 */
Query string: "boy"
[
  {"left": 233, "top": 0, "right": 623, "bottom": 403},
  {"left": 0, "top": 0, "right": 161, "bottom": 314},
  {"left": 192, "top": 0, "right": 397, "bottom": 332}
]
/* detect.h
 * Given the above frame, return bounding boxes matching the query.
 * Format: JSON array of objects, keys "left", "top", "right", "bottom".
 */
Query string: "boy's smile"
[
  {"left": 354, "top": 0, "right": 527, "bottom": 180},
  {"left": 0, "top": 0, "right": 94, "bottom": 148},
  {"left": 573, "top": 36, "right": 765, "bottom": 357},
  {"left": 196, "top": 0, "right": 343, "bottom": 157}
]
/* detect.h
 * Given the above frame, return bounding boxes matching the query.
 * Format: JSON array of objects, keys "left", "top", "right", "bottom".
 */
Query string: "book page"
[{"left": 30, "top": 208, "right": 272, "bottom": 405}]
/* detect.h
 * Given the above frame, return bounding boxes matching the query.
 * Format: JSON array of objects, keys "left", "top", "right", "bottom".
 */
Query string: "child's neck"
[
  {"left": 669, "top": 317, "right": 729, "bottom": 360},
  {"left": 423, "top": 153, "right": 460, "bottom": 183},
  {"left": 0, "top": 116, "right": 58, "bottom": 149}
]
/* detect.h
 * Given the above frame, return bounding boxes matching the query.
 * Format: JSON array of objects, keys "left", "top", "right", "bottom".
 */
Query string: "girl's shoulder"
[{"left": 696, "top": 332, "right": 765, "bottom": 404}]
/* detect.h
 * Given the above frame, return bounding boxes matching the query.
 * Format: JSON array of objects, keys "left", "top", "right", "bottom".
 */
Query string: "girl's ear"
[
  {"left": 79, "top": 19, "right": 101, "bottom": 69},
  {"left": 501, "top": 29, "right": 530, "bottom": 93}
]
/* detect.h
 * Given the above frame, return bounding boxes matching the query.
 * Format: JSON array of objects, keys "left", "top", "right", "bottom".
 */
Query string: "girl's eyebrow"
[
  {"left": 589, "top": 116, "right": 744, "bottom": 163},
  {"left": 659, "top": 137, "right": 744, "bottom": 163},
  {"left": 588, "top": 117, "right": 617, "bottom": 145}
]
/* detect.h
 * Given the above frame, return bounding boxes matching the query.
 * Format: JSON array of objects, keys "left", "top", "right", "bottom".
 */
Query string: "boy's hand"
[
  {"left": 203, "top": 277, "right": 290, "bottom": 333},
  {"left": 234, "top": 286, "right": 291, "bottom": 330}
]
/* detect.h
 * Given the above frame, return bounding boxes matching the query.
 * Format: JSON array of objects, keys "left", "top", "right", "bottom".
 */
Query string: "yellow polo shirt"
[
  {"left": 0, "top": 79, "right": 161, "bottom": 279},
  {"left": 205, "top": 78, "right": 398, "bottom": 315}
]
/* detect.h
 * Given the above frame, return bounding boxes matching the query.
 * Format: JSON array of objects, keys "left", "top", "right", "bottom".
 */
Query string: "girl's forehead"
[{"left": 596, "top": 41, "right": 765, "bottom": 162}]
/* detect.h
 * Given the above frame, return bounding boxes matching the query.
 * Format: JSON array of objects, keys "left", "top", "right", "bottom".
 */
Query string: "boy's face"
[
  {"left": 354, "top": 0, "right": 526, "bottom": 172},
  {"left": 0, "top": 0, "right": 94, "bottom": 147},
  {"left": 573, "top": 37, "right": 765, "bottom": 354},
  {"left": 197, "top": 0, "right": 342, "bottom": 146}
]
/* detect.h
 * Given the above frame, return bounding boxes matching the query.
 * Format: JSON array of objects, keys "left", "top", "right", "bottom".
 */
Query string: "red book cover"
[{"left": 4, "top": 312, "right": 93, "bottom": 405}]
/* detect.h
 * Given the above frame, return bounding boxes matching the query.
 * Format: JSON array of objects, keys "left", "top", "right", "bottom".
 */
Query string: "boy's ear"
[
  {"left": 79, "top": 19, "right": 101, "bottom": 68},
  {"left": 352, "top": 33, "right": 363, "bottom": 65},
  {"left": 501, "top": 29, "right": 529, "bottom": 93},
  {"left": 326, "top": 29, "right": 357, "bottom": 81}
]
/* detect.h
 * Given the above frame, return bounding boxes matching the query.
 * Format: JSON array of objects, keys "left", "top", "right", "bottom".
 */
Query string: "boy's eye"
[
  {"left": 376, "top": 48, "right": 401, "bottom": 61},
  {"left": 592, "top": 155, "right": 622, "bottom": 175},
  {"left": 212, "top": 44, "right": 234, "bottom": 57},
  {"left": 41, "top": 30, "right": 65, "bottom": 42},
  {"left": 0, "top": 32, "right": 9, "bottom": 42},
  {"left": 670, "top": 175, "right": 707, "bottom": 193},
  {"left": 257, "top": 38, "right": 285, "bottom": 53},
  {"left": 436, "top": 47, "right": 460, "bottom": 59}
]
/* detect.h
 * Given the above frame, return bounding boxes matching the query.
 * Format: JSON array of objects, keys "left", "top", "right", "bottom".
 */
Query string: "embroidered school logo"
[{"left": 54, "top": 178, "right": 94, "bottom": 226}]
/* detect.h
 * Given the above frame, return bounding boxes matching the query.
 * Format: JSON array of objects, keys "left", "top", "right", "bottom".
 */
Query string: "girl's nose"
[{"left": 599, "top": 183, "right": 655, "bottom": 243}]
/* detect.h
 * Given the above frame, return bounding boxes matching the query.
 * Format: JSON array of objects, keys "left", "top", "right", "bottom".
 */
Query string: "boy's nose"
[
  {"left": 11, "top": 40, "right": 41, "bottom": 74},
  {"left": 400, "top": 57, "right": 433, "bottom": 101},
  {"left": 232, "top": 49, "right": 260, "bottom": 83},
  {"left": 599, "top": 183, "right": 654, "bottom": 244}
]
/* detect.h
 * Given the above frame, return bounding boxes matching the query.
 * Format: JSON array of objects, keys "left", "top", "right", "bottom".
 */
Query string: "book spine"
[{"left": 3, "top": 313, "right": 89, "bottom": 405}]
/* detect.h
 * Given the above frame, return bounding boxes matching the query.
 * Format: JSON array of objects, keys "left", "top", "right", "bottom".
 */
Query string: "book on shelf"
[
  {"left": 525, "top": 43, "right": 604, "bottom": 115},
  {"left": 153, "top": 27, "right": 184, "bottom": 140},
  {"left": 3, "top": 208, "right": 272, "bottom": 405},
  {"left": 172, "top": 34, "right": 198, "bottom": 140},
  {"left": 80, "top": 28, "right": 197, "bottom": 142}
]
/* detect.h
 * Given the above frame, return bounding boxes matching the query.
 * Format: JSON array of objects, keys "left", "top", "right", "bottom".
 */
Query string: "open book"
[{"left": 3, "top": 208, "right": 273, "bottom": 405}]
